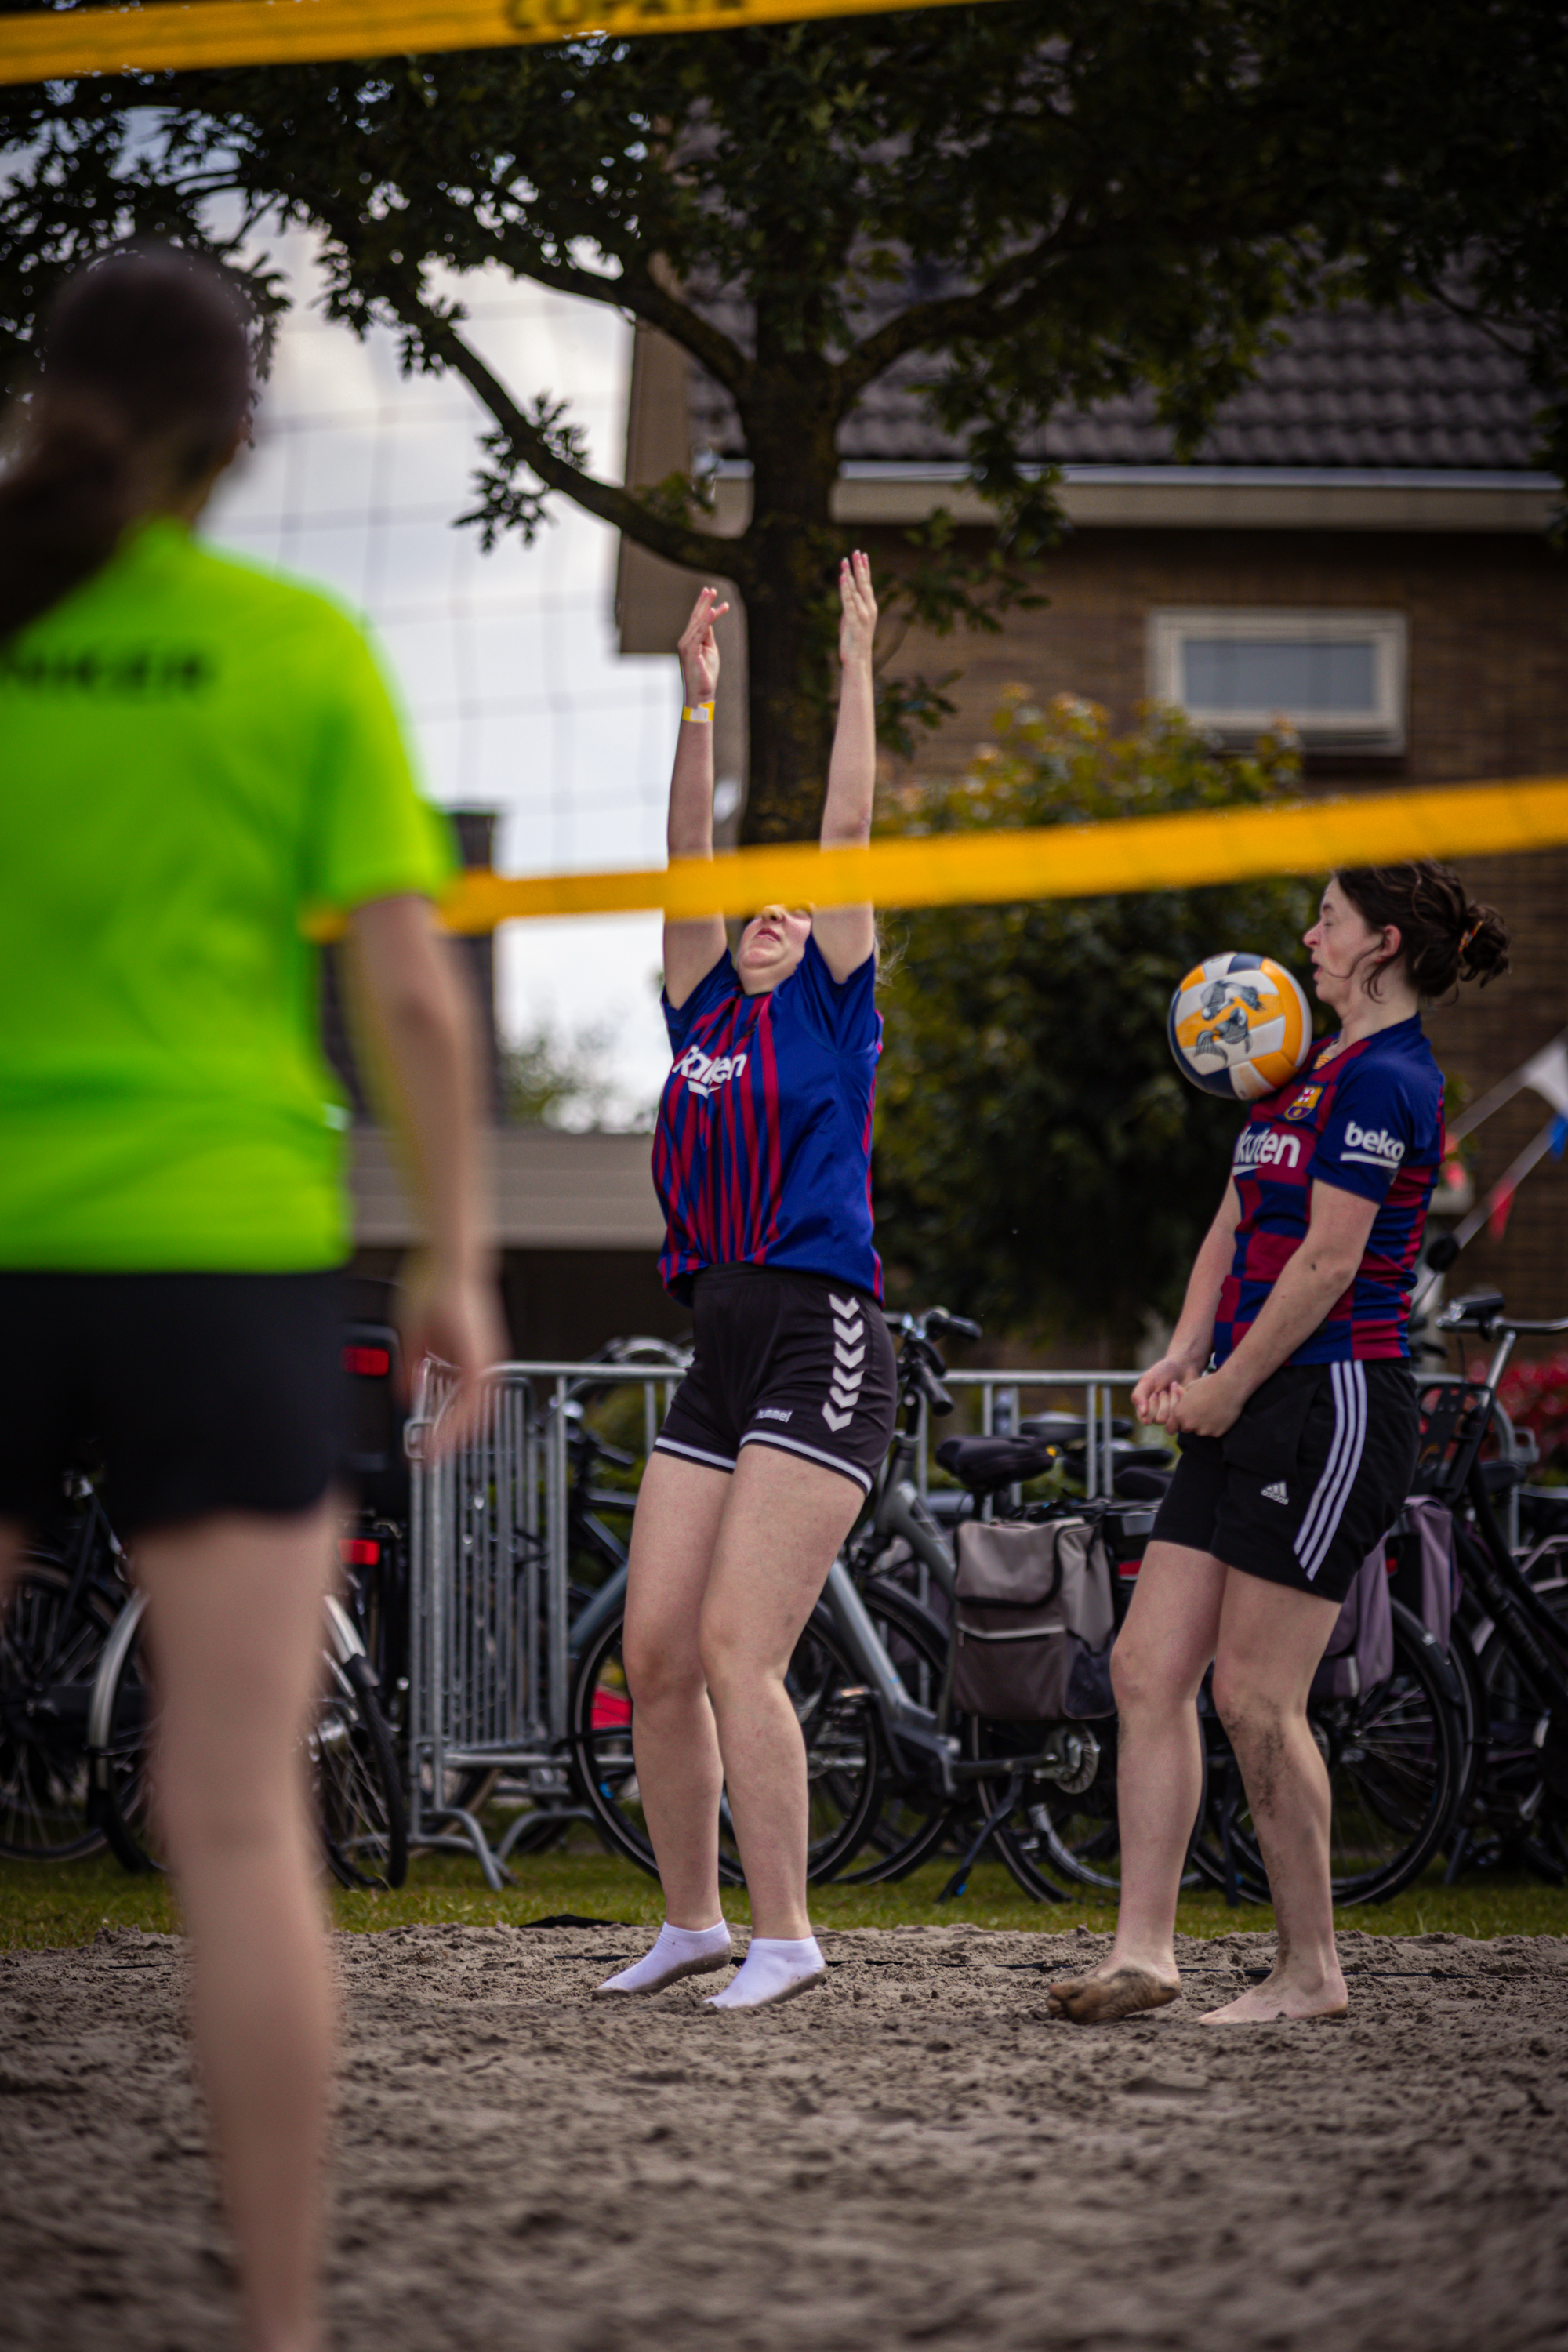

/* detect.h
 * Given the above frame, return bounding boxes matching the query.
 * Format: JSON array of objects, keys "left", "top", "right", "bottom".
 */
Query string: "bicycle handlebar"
[
  {"left": 883, "top": 1305, "right": 982, "bottom": 1345},
  {"left": 1436, "top": 1291, "right": 1568, "bottom": 1338}
]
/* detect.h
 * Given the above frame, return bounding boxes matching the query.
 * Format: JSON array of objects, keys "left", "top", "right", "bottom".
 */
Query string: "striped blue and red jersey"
[
  {"left": 1213, "top": 1014, "right": 1443, "bottom": 1367},
  {"left": 653, "top": 934, "right": 883, "bottom": 1305}
]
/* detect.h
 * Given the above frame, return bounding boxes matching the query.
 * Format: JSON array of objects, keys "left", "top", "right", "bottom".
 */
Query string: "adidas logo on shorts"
[
  {"left": 822, "top": 1294, "right": 866, "bottom": 1432},
  {"left": 1261, "top": 1481, "right": 1290, "bottom": 1504}
]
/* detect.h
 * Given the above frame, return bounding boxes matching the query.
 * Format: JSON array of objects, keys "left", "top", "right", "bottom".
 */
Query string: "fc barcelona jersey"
[
  {"left": 1213, "top": 1014, "right": 1443, "bottom": 1367},
  {"left": 653, "top": 935, "right": 882, "bottom": 1306}
]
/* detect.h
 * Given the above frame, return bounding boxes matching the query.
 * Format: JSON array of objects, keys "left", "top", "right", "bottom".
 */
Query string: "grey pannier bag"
[
  {"left": 949, "top": 1516, "right": 1117, "bottom": 1723},
  {"left": 1310, "top": 1538, "right": 1395, "bottom": 1702}
]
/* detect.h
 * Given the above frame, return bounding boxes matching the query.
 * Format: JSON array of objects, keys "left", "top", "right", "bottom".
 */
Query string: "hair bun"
[{"left": 1457, "top": 898, "right": 1510, "bottom": 988}]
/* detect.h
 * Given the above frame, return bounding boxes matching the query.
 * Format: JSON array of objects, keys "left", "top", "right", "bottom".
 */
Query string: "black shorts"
[
  {"left": 655, "top": 1264, "right": 897, "bottom": 1496},
  {"left": 0, "top": 1270, "right": 343, "bottom": 1537},
  {"left": 1150, "top": 1360, "right": 1419, "bottom": 1605}
]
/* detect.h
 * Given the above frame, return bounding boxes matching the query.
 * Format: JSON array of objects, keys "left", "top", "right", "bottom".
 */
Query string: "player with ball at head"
[{"left": 1049, "top": 864, "right": 1508, "bottom": 2027}]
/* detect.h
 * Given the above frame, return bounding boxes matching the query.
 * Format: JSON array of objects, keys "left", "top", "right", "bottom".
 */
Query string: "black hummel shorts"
[
  {"left": 1150, "top": 1359, "right": 1419, "bottom": 1605},
  {"left": 0, "top": 1269, "right": 343, "bottom": 1536},
  {"left": 655, "top": 1263, "right": 898, "bottom": 1496}
]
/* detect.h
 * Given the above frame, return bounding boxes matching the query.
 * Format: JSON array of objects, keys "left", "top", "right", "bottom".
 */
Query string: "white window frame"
[{"left": 1148, "top": 608, "right": 1408, "bottom": 753}]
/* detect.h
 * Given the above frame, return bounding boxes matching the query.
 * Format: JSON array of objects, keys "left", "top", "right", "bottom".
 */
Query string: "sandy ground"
[{"left": 2, "top": 1920, "right": 1566, "bottom": 2352}]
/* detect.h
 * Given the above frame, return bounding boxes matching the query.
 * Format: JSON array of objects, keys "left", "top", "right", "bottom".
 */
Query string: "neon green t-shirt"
[{"left": 0, "top": 518, "right": 455, "bottom": 1271}]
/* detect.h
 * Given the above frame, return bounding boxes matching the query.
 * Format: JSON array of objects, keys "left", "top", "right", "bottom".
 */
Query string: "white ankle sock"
[
  {"left": 705, "top": 1934, "right": 826, "bottom": 2011},
  {"left": 595, "top": 1919, "right": 731, "bottom": 1997}
]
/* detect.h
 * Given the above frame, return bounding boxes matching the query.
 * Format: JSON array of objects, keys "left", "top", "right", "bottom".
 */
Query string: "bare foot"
[
  {"left": 1045, "top": 1966, "right": 1181, "bottom": 2024},
  {"left": 1200, "top": 1971, "right": 1347, "bottom": 2024}
]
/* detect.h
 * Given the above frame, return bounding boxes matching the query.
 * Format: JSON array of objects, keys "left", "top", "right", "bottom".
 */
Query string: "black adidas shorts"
[
  {"left": 1151, "top": 1359, "right": 1419, "bottom": 1605},
  {"left": 0, "top": 1269, "right": 343, "bottom": 1537},
  {"left": 655, "top": 1263, "right": 897, "bottom": 1496}
]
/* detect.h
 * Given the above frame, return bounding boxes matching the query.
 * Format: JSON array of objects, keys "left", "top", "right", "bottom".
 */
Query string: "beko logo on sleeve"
[
  {"left": 675, "top": 1044, "right": 748, "bottom": 1101},
  {"left": 1340, "top": 1119, "right": 1405, "bottom": 1169},
  {"left": 1234, "top": 1127, "right": 1302, "bottom": 1173}
]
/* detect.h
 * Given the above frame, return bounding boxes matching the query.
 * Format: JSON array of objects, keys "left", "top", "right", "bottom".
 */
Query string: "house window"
[{"left": 1149, "top": 608, "right": 1407, "bottom": 753}]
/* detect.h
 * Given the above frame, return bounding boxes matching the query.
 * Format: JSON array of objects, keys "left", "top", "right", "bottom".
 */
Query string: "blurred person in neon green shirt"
[{"left": 0, "top": 248, "right": 506, "bottom": 2352}]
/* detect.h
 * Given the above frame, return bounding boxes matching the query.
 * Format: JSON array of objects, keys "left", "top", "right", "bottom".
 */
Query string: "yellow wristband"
[{"left": 681, "top": 702, "right": 715, "bottom": 724}]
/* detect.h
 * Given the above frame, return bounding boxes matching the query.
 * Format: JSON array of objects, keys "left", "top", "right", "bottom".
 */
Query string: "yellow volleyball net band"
[
  {"left": 303, "top": 772, "right": 1568, "bottom": 940},
  {"left": 0, "top": 0, "right": 992, "bottom": 85}
]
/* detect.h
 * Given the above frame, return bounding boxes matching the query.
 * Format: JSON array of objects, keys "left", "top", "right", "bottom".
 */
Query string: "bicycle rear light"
[
  {"left": 339, "top": 1537, "right": 380, "bottom": 1566},
  {"left": 343, "top": 1345, "right": 391, "bottom": 1377}
]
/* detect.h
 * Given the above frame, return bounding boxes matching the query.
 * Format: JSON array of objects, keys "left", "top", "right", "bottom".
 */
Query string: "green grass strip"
[{"left": 4, "top": 1842, "right": 1565, "bottom": 1951}]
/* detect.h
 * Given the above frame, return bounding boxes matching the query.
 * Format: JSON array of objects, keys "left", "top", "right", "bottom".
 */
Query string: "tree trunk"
[{"left": 737, "top": 368, "right": 842, "bottom": 847}]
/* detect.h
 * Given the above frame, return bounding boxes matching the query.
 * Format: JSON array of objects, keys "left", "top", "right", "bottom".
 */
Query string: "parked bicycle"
[
  {"left": 0, "top": 1336, "right": 411, "bottom": 1889},
  {"left": 0, "top": 1473, "right": 131, "bottom": 1860},
  {"left": 1421, "top": 1289, "right": 1568, "bottom": 1884}
]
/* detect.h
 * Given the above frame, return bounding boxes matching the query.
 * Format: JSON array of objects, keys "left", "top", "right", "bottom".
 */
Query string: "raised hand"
[
  {"left": 838, "top": 549, "right": 877, "bottom": 671},
  {"left": 677, "top": 584, "right": 730, "bottom": 706}
]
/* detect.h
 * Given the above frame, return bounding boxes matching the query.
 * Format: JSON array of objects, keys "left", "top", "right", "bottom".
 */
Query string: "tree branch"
[
  {"left": 479, "top": 227, "right": 753, "bottom": 397},
  {"left": 386, "top": 277, "right": 753, "bottom": 581},
  {"left": 836, "top": 228, "right": 1073, "bottom": 399}
]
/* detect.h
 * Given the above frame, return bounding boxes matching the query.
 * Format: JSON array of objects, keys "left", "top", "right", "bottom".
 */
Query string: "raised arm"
[
  {"left": 663, "top": 585, "right": 731, "bottom": 1011},
  {"left": 811, "top": 550, "right": 878, "bottom": 982}
]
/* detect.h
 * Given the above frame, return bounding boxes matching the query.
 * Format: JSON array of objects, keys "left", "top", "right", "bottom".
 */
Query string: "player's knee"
[
  {"left": 622, "top": 1624, "right": 702, "bottom": 1712},
  {"left": 695, "top": 1612, "right": 737, "bottom": 1701},
  {"left": 1210, "top": 1659, "right": 1276, "bottom": 1744},
  {"left": 1111, "top": 1627, "right": 1181, "bottom": 1715},
  {"left": 696, "top": 1610, "right": 775, "bottom": 1709}
]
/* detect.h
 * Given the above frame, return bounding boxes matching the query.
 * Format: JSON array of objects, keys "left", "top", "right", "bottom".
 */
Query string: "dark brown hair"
[
  {"left": 1334, "top": 861, "right": 1510, "bottom": 1000},
  {"left": 0, "top": 246, "right": 252, "bottom": 644}
]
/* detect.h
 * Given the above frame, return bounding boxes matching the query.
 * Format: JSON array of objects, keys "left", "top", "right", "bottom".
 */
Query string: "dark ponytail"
[
  {"left": 0, "top": 246, "right": 252, "bottom": 644},
  {"left": 1334, "top": 861, "right": 1510, "bottom": 1000}
]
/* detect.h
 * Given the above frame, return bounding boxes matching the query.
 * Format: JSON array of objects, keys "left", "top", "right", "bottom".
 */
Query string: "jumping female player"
[
  {"left": 1048, "top": 864, "right": 1508, "bottom": 2026},
  {"left": 0, "top": 250, "right": 503, "bottom": 2350},
  {"left": 597, "top": 554, "right": 896, "bottom": 2011}
]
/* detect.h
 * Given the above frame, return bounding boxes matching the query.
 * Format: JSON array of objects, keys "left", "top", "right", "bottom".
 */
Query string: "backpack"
[
  {"left": 1388, "top": 1496, "right": 1457, "bottom": 1653},
  {"left": 948, "top": 1516, "right": 1117, "bottom": 1723},
  {"left": 1310, "top": 1538, "right": 1394, "bottom": 1701}
]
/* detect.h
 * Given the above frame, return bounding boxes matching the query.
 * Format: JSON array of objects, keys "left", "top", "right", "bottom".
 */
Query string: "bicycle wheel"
[
  {"left": 314, "top": 1599, "right": 408, "bottom": 1890},
  {"left": 958, "top": 1706, "right": 1178, "bottom": 1902},
  {"left": 568, "top": 1599, "right": 880, "bottom": 1886},
  {"left": 827, "top": 1577, "right": 957, "bottom": 1884},
  {"left": 89, "top": 1591, "right": 161, "bottom": 1873},
  {"left": 1193, "top": 1599, "right": 1465, "bottom": 1905},
  {"left": 91, "top": 1593, "right": 410, "bottom": 1889},
  {"left": 1475, "top": 1576, "right": 1568, "bottom": 1881},
  {"left": 989, "top": 1715, "right": 1209, "bottom": 1898},
  {"left": 0, "top": 1554, "right": 118, "bottom": 1860}
]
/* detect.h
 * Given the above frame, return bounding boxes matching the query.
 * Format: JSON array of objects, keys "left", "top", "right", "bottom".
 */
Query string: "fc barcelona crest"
[{"left": 1283, "top": 1085, "right": 1323, "bottom": 1123}]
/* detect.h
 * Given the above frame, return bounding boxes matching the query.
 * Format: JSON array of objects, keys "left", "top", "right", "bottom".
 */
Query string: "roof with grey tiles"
[{"left": 686, "top": 303, "right": 1542, "bottom": 474}]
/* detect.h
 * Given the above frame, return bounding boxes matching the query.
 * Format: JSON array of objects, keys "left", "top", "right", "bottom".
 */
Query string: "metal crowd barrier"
[
  {"left": 405, "top": 1348, "right": 1528, "bottom": 1884},
  {"left": 406, "top": 1361, "right": 558, "bottom": 1888},
  {"left": 403, "top": 1348, "right": 1145, "bottom": 1882}
]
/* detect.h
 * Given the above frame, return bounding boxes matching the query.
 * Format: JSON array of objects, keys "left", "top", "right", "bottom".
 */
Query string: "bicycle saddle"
[
  {"left": 935, "top": 1434, "right": 1059, "bottom": 1494},
  {"left": 1018, "top": 1412, "right": 1134, "bottom": 1444}
]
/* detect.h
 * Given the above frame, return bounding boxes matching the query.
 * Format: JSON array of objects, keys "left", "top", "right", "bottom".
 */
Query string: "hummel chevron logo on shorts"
[
  {"left": 1261, "top": 1481, "right": 1290, "bottom": 1504},
  {"left": 822, "top": 1291, "right": 865, "bottom": 1432}
]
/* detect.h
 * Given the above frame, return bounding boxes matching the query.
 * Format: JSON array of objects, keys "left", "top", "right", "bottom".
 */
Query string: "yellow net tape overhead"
[
  {"left": 0, "top": 0, "right": 987, "bottom": 84},
  {"left": 302, "top": 773, "right": 1568, "bottom": 938}
]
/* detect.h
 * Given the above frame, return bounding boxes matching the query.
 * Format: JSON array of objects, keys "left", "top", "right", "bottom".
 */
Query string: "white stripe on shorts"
[
  {"left": 653, "top": 1435, "right": 737, "bottom": 1474},
  {"left": 1293, "top": 1360, "right": 1367, "bottom": 1582},
  {"left": 737, "top": 1428, "right": 874, "bottom": 1494}
]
